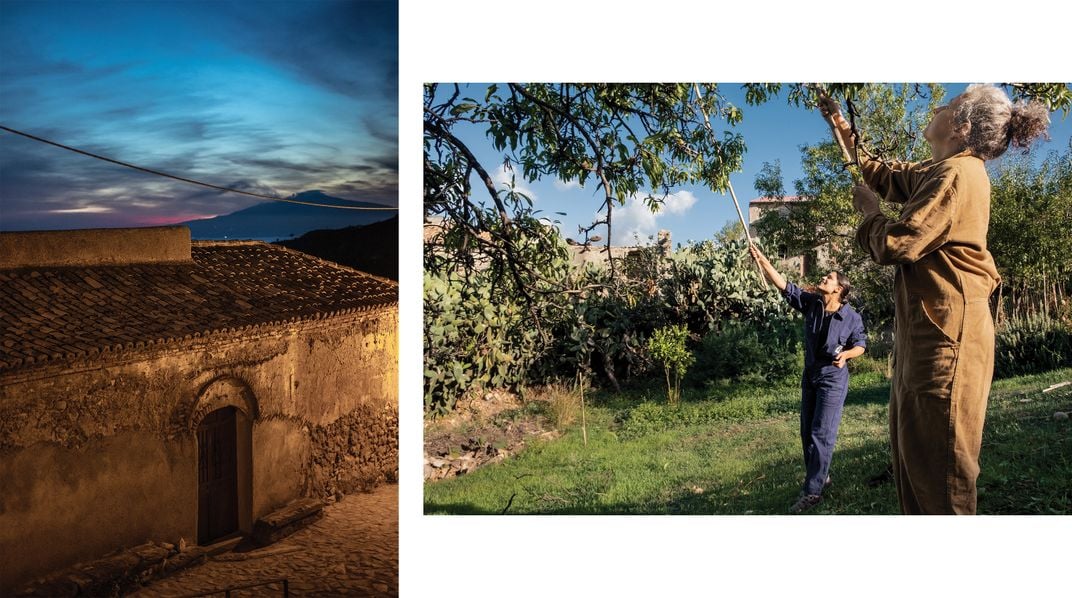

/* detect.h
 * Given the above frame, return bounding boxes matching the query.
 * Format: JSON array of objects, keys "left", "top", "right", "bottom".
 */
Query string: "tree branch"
[{"left": 424, "top": 111, "right": 511, "bottom": 225}]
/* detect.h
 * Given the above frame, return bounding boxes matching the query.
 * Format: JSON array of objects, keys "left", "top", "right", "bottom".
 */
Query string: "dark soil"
[{"left": 423, "top": 390, "right": 558, "bottom": 481}]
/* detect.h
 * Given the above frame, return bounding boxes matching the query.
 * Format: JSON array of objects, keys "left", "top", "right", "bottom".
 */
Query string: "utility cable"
[{"left": 0, "top": 125, "right": 398, "bottom": 211}]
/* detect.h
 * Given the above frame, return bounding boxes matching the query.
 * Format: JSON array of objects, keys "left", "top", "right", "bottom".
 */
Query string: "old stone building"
[
  {"left": 748, "top": 195, "right": 833, "bottom": 277},
  {"left": 0, "top": 226, "right": 398, "bottom": 588}
]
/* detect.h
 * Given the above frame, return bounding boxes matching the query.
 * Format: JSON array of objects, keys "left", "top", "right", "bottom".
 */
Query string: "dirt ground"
[{"left": 423, "top": 389, "right": 560, "bottom": 481}]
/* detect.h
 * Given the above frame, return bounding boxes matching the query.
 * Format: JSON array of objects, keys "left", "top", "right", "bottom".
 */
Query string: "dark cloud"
[
  {"left": 221, "top": 179, "right": 282, "bottom": 196},
  {"left": 363, "top": 152, "right": 398, "bottom": 172},
  {"left": 232, "top": 157, "right": 339, "bottom": 175},
  {"left": 323, "top": 179, "right": 397, "bottom": 206},
  {"left": 361, "top": 112, "right": 398, "bottom": 146},
  {"left": 217, "top": 0, "right": 398, "bottom": 104}
]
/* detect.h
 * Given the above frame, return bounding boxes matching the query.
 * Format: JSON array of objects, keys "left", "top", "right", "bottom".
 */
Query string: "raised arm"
[
  {"left": 817, "top": 95, "right": 857, "bottom": 165},
  {"left": 749, "top": 244, "right": 787, "bottom": 292},
  {"left": 818, "top": 95, "right": 919, "bottom": 204}
]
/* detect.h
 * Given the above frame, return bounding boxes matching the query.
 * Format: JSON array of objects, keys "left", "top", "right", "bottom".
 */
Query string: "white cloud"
[
  {"left": 49, "top": 205, "right": 114, "bottom": 214},
  {"left": 611, "top": 190, "right": 697, "bottom": 244},
  {"left": 491, "top": 163, "right": 538, "bottom": 202},
  {"left": 553, "top": 178, "right": 582, "bottom": 191}
]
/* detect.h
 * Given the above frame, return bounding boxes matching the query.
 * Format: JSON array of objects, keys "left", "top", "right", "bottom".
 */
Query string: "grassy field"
[{"left": 424, "top": 364, "right": 1072, "bottom": 515}]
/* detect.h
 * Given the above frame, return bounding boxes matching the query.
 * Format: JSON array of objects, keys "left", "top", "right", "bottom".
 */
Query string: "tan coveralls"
[{"left": 855, "top": 149, "right": 1000, "bottom": 515}]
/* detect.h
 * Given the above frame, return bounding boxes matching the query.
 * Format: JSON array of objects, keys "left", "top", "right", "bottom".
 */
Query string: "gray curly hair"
[{"left": 952, "top": 84, "right": 1051, "bottom": 160}]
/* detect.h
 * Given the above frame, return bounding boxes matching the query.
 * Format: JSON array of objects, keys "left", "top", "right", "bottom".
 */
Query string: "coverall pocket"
[
  {"left": 904, "top": 296, "right": 959, "bottom": 401},
  {"left": 913, "top": 295, "right": 960, "bottom": 344}
]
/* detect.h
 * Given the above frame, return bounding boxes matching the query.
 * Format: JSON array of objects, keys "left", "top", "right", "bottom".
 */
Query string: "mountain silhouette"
[
  {"left": 276, "top": 215, "right": 398, "bottom": 280},
  {"left": 181, "top": 190, "right": 395, "bottom": 240}
]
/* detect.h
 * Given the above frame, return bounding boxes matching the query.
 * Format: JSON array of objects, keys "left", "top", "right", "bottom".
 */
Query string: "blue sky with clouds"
[
  {"left": 0, "top": 0, "right": 397, "bottom": 231},
  {"left": 439, "top": 83, "right": 1072, "bottom": 248}
]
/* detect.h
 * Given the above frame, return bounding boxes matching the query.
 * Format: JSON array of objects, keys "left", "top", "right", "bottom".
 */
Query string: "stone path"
[{"left": 134, "top": 484, "right": 397, "bottom": 597}]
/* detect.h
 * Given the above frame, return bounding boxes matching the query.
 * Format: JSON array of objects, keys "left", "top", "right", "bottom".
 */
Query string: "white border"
[{"left": 399, "top": 2, "right": 1070, "bottom": 595}]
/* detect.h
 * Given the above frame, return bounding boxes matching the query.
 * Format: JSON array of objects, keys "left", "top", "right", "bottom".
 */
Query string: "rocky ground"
[{"left": 424, "top": 390, "right": 559, "bottom": 481}]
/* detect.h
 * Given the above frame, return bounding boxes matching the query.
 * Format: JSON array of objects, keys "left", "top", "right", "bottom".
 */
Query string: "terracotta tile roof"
[{"left": 0, "top": 241, "right": 397, "bottom": 374}]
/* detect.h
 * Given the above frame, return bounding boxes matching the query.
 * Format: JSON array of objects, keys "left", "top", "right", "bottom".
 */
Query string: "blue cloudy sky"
[
  {"left": 440, "top": 83, "right": 1072, "bottom": 248},
  {"left": 0, "top": 0, "right": 397, "bottom": 231}
]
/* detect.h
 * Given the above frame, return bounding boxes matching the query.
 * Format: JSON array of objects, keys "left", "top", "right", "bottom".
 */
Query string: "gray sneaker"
[{"left": 789, "top": 493, "right": 823, "bottom": 514}]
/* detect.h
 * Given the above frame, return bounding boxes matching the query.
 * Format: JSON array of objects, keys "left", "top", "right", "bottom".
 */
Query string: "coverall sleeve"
[
  {"left": 857, "top": 147, "right": 921, "bottom": 205},
  {"left": 782, "top": 280, "right": 819, "bottom": 314},
  {"left": 845, "top": 313, "right": 868, "bottom": 350},
  {"left": 855, "top": 165, "right": 959, "bottom": 266}
]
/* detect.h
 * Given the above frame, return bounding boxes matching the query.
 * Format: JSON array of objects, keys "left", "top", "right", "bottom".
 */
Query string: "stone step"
[
  {"left": 14, "top": 540, "right": 179, "bottom": 597},
  {"left": 251, "top": 498, "right": 325, "bottom": 546}
]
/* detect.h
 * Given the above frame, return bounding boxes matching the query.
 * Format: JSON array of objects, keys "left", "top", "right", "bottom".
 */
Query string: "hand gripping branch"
[{"left": 808, "top": 84, "right": 863, "bottom": 184}]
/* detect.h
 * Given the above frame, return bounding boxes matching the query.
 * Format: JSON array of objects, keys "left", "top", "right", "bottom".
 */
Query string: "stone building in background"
[
  {"left": 0, "top": 226, "right": 398, "bottom": 588},
  {"left": 748, "top": 195, "right": 831, "bottom": 277}
]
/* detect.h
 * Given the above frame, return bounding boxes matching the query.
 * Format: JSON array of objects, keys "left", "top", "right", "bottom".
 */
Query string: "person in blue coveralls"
[{"left": 749, "top": 244, "right": 867, "bottom": 513}]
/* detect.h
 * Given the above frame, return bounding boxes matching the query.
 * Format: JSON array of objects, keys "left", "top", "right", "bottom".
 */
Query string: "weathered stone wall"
[
  {"left": 306, "top": 404, "right": 400, "bottom": 499},
  {"left": 0, "top": 307, "right": 398, "bottom": 588}
]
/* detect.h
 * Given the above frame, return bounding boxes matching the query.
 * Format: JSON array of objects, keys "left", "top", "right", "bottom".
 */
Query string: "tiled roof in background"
[
  {"left": 748, "top": 195, "right": 806, "bottom": 204},
  {"left": 0, "top": 241, "right": 397, "bottom": 374}
]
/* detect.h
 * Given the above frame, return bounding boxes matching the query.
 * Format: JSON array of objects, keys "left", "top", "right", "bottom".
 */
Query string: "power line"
[{"left": 0, "top": 125, "right": 398, "bottom": 211}]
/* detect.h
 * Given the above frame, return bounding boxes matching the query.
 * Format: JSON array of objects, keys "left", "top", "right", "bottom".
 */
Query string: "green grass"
[{"left": 424, "top": 367, "right": 1072, "bottom": 515}]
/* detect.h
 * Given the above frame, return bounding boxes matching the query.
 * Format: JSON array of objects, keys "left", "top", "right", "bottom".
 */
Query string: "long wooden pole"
[
  {"left": 726, "top": 179, "right": 753, "bottom": 246},
  {"left": 692, "top": 84, "right": 768, "bottom": 286}
]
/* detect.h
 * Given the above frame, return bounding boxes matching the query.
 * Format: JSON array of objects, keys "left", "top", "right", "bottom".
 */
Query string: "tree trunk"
[{"left": 603, "top": 352, "right": 621, "bottom": 393}]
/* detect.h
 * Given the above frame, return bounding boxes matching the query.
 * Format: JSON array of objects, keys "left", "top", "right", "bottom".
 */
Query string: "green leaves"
[
  {"left": 988, "top": 145, "right": 1072, "bottom": 319},
  {"left": 753, "top": 160, "right": 785, "bottom": 200},
  {"left": 449, "top": 101, "right": 479, "bottom": 116},
  {"left": 647, "top": 324, "right": 694, "bottom": 404},
  {"left": 647, "top": 325, "right": 694, "bottom": 375},
  {"left": 425, "top": 83, "right": 754, "bottom": 287},
  {"left": 424, "top": 270, "right": 543, "bottom": 414},
  {"left": 424, "top": 232, "right": 799, "bottom": 413},
  {"left": 1005, "top": 83, "right": 1072, "bottom": 118}
]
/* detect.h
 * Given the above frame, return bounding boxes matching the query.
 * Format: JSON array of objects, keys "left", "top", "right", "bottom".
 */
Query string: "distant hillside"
[
  {"left": 276, "top": 216, "right": 398, "bottom": 280},
  {"left": 181, "top": 190, "right": 395, "bottom": 241}
]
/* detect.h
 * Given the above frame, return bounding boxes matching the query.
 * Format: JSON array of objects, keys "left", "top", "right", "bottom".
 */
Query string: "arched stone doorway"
[{"left": 192, "top": 377, "right": 257, "bottom": 545}]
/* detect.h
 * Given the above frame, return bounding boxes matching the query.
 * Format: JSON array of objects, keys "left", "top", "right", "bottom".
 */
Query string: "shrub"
[
  {"left": 994, "top": 315, "right": 1072, "bottom": 379},
  {"left": 424, "top": 236, "right": 801, "bottom": 413},
  {"left": 424, "top": 271, "right": 539, "bottom": 414},
  {"left": 647, "top": 324, "right": 694, "bottom": 404},
  {"left": 686, "top": 317, "right": 801, "bottom": 386}
]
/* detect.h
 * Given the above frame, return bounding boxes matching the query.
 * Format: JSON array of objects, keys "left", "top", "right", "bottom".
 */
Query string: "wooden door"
[{"left": 197, "top": 407, "right": 238, "bottom": 544}]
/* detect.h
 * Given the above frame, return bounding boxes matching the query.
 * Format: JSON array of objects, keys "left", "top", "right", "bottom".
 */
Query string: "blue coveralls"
[{"left": 783, "top": 281, "right": 868, "bottom": 496}]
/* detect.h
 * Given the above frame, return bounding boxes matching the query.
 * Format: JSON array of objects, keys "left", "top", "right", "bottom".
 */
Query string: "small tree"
[{"left": 647, "top": 324, "right": 694, "bottom": 404}]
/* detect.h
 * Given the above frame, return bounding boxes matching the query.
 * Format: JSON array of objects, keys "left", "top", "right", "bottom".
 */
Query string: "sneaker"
[{"left": 789, "top": 493, "right": 823, "bottom": 514}]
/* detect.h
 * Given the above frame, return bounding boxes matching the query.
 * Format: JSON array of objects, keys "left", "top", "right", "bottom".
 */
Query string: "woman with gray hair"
[{"left": 818, "top": 84, "right": 1049, "bottom": 514}]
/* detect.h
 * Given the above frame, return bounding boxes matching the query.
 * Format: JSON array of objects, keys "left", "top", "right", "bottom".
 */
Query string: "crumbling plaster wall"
[{"left": 0, "top": 306, "right": 397, "bottom": 588}]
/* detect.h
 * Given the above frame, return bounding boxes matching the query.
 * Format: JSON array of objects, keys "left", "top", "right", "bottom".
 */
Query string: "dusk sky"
[
  {"left": 0, "top": 0, "right": 398, "bottom": 231},
  {"left": 441, "top": 83, "right": 1072, "bottom": 248}
]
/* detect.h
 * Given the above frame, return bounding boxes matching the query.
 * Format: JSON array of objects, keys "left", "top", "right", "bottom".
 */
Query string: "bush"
[
  {"left": 686, "top": 318, "right": 801, "bottom": 386},
  {"left": 423, "top": 271, "right": 540, "bottom": 414},
  {"left": 424, "top": 236, "right": 801, "bottom": 413},
  {"left": 647, "top": 324, "right": 694, "bottom": 404},
  {"left": 994, "top": 315, "right": 1072, "bottom": 379}
]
